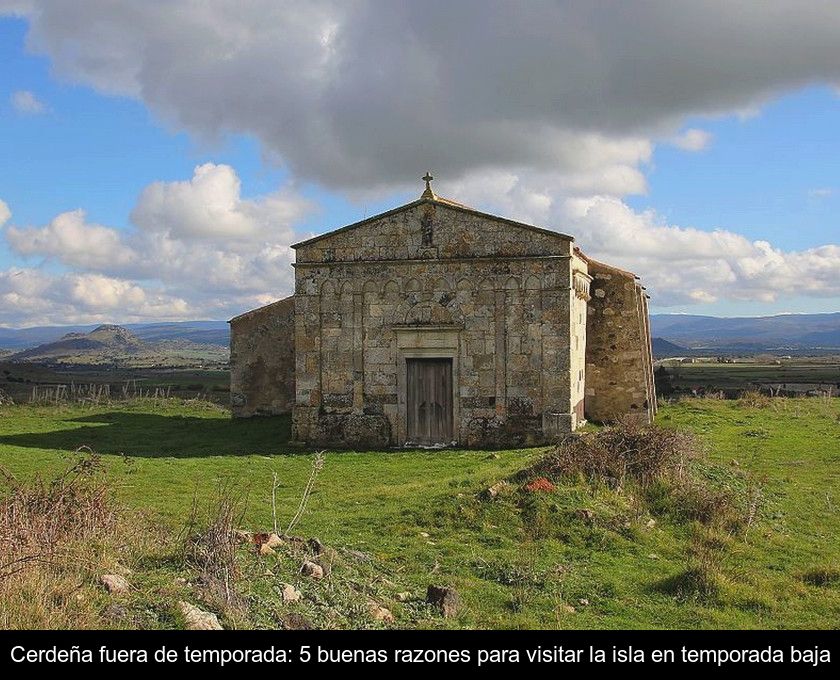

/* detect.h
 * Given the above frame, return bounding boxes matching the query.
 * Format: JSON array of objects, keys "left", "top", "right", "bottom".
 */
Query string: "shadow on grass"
[{"left": 0, "top": 411, "right": 296, "bottom": 458}]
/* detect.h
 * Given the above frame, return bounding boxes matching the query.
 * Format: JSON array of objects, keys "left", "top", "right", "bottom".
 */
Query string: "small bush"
[
  {"left": 659, "top": 565, "right": 723, "bottom": 602},
  {"left": 738, "top": 390, "right": 772, "bottom": 408},
  {"left": 665, "top": 480, "right": 735, "bottom": 525},
  {"left": 526, "top": 418, "right": 697, "bottom": 489}
]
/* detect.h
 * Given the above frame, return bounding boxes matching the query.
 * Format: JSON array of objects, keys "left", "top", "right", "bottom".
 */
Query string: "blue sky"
[
  {"left": 1, "top": 5, "right": 839, "bottom": 325},
  {"left": 0, "top": 17, "right": 395, "bottom": 261},
  {"left": 629, "top": 88, "right": 840, "bottom": 251}
]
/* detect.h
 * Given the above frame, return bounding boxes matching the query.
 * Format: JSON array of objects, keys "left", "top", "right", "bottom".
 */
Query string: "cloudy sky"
[{"left": 1, "top": 1, "right": 839, "bottom": 327}]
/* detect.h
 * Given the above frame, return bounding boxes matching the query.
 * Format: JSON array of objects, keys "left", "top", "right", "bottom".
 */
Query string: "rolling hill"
[
  {"left": 0, "top": 320, "right": 230, "bottom": 351},
  {"left": 6, "top": 324, "right": 228, "bottom": 367}
]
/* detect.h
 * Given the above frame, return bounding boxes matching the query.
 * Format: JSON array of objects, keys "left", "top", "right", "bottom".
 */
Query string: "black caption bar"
[{"left": 1, "top": 630, "right": 836, "bottom": 672}]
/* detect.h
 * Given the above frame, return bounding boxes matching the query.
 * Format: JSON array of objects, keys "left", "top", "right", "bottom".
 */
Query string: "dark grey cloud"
[{"left": 6, "top": 1, "right": 840, "bottom": 190}]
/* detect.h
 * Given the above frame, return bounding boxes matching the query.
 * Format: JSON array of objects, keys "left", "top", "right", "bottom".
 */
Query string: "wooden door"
[{"left": 406, "top": 358, "right": 453, "bottom": 447}]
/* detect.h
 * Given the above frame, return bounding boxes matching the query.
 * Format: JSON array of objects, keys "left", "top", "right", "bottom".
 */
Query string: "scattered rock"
[
  {"left": 368, "top": 602, "right": 395, "bottom": 623},
  {"left": 100, "top": 574, "right": 130, "bottom": 595},
  {"left": 395, "top": 591, "right": 412, "bottom": 602},
  {"left": 730, "top": 459, "right": 741, "bottom": 467},
  {"left": 178, "top": 601, "right": 223, "bottom": 630},
  {"left": 645, "top": 518, "right": 657, "bottom": 529},
  {"left": 485, "top": 453, "right": 500, "bottom": 460},
  {"left": 173, "top": 577, "right": 189, "bottom": 587},
  {"left": 482, "top": 480, "right": 508, "bottom": 499},
  {"left": 259, "top": 542, "right": 276, "bottom": 556},
  {"left": 426, "top": 585, "right": 460, "bottom": 618},
  {"left": 647, "top": 553, "right": 660, "bottom": 560},
  {"left": 578, "top": 598, "right": 590, "bottom": 606},
  {"left": 420, "top": 532, "right": 430, "bottom": 538},
  {"left": 308, "top": 537, "right": 325, "bottom": 554},
  {"left": 301, "top": 561, "right": 324, "bottom": 579},
  {"left": 266, "top": 533, "right": 284, "bottom": 549},
  {"left": 281, "top": 583, "right": 301, "bottom": 603},
  {"left": 560, "top": 604, "right": 576, "bottom": 614}
]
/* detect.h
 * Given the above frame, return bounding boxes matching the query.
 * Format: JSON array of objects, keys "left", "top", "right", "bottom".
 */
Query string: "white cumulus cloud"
[{"left": 1, "top": 164, "right": 314, "bottom": 325}]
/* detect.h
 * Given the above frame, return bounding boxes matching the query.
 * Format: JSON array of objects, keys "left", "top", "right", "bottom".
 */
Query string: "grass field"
[
  {"left": 0, "top": 397, "right": 838, "bottom": 629},
  {"left": 657, "top": 359, "right": 840, "bottom": 396}
]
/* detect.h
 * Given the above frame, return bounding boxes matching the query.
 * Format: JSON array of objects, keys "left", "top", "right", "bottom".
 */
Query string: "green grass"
[{"left": 0, "top": 397, "right": 838, "bottom": 629}]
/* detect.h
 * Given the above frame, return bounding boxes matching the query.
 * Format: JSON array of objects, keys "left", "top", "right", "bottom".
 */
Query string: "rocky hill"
[
  {"left": 0, "top": 320, "right": 229, "bottom": 351},
  {"left": 8, "top": 324, "right": 227, "bottom": 368}
]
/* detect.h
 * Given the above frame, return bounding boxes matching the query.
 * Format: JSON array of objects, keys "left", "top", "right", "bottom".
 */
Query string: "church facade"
[{"left": 229, "top": 180, "right": 655, "bottom": 449}]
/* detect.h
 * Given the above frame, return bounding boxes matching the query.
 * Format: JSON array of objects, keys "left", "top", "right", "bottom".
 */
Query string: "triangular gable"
[{"left": 292, "top": 197, "right": 573, "bottom": 263}]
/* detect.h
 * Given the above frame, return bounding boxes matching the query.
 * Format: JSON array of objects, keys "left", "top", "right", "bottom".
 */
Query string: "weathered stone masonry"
[
  {"left": 582, "top": 255, "right": 657, "bottom": 424},
  {"left": 229, "top": 191, "right": 655, "bottom": 448},
  {"left": 230, "top": 296, "right": 295, "bottom": 417}
]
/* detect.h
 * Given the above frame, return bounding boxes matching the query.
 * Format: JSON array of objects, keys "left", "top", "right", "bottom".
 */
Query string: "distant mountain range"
[
  {"left": 3, "top": 323, "right": 229, "bottom": 367},
  {"left": 0, "top": 320, "right": 230, "bottom": 351},
  {"left": 651, "top": 312, "right": 840, "bottom": 352},
  {"left": 1, "top": 312, "right": 839, "bottom": 359}
]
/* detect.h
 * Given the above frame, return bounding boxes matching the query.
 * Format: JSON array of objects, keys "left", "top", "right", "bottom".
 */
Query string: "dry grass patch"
[{"left": 0, "top": 449, "right": 120, "bottom": 628}]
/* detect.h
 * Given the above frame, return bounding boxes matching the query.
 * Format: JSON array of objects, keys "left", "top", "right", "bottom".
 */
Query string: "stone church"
[{"left": 229, "top": 175, "right": 655, "bottom": 449}]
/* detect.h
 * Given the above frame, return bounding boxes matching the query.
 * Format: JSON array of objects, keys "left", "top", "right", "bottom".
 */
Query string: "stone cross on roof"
[{"left": 421, "top": 171, "right": 436, "bottom": 199}]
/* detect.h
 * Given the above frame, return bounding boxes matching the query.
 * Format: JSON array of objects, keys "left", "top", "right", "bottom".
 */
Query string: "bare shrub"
[
  {"left": 284, "top": 451, "right": 325, "bottom": 535},
  {"left": 0, "top": 449, "right": 115, "bottom": 579},
  {"left": 182, "top": 488, "right": 247, "bottom": 616},
  {"left": 668, "top": 481, "right": 736, "bottom": 525},
  {"left": 0, "top": 449, "right": 120, "bottom": 628},
  {"left": 527, "top": 418, "right": 697, "bottom": 489}
]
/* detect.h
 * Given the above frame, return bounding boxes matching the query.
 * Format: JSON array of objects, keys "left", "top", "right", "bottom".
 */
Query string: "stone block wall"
[
  {"left": 290, "top": 200, "right": 579, "bottom": 448},
  {"left": 584, "top": 258, "right": 656, "bottom": 423},
  {"left": 229, "top": 296, "right": 295, "bottom": 417}
]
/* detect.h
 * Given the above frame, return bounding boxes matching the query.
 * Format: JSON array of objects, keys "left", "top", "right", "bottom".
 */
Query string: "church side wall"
[
  {"left": 584, "top": 261, "right": 655, "bottom": 423},
  {"left": 230, "top": 296, "right": 296, "bottom": 417}
]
